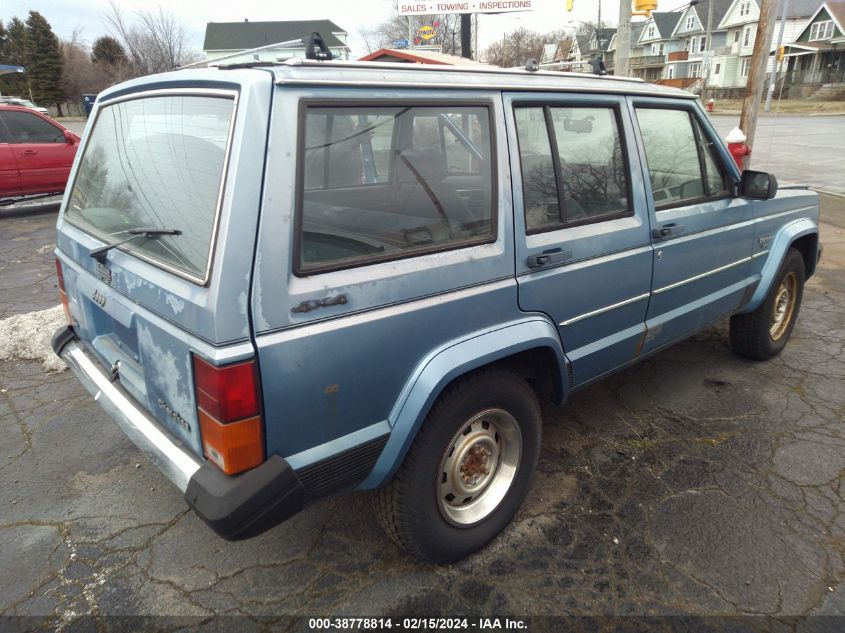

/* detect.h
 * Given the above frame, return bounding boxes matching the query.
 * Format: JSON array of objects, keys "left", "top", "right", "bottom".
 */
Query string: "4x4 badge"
[{"left": 92, "top": 289, "right": 106, "bottom": 308}]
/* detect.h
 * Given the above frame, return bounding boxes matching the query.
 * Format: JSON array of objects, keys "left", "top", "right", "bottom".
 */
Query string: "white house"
[
  {"left": 202, "top": 20, "right": 350, "bottom": 66},
  {"left": 706, "top": 0, "right": 819, "bottom": 92}
]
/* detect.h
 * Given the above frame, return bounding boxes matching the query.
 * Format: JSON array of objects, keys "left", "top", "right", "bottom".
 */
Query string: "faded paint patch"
[
  {"left": 137, "top": 324, "right": 194, "bottom": 439},
  {"left": 165, "top": 294, "right": 185, "bottom": 315},
  {"left": 0, "top": 305, "right": 67, "bottom": 373}
]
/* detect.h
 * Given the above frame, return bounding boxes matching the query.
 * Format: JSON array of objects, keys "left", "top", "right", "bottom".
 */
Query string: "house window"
[
  {"left": 686, "top": 16, "right": 695, "bottom": 30},
  {"left": 744, "top": 27, "right": 751, "bottom": 46},
  {"left": 809, "top": 20, "right": 835, "bottom": 41},
  {"left": 668, "top": 66, "right": 676, "bottom": 79},
  {"left": 689, "top": 62, "right": 701, "bottom": 77},
  {"left": 715, "top": 63, "right": 721, "bottom": 75},
  {"left": 740, "top": 58, "right": 751, "bottom": 77},
  {"left": 734, "top": 31, "right": 740, "bottom": 43},
  {"left": 699, "top": 37, "right": 707, "bottom": 52},
  {"left": 648, "top": 25, "right": 655, "bottom": 38},
  {"left": 687, "top": 37, "right": 695, "bottom": 52}
]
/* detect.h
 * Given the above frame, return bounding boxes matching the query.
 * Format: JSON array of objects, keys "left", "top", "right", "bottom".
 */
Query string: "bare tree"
[
  {"left": 137, "top": 6, "right": 185, "bottom": 71},
  {"left": 482, "top": 27, "right": 570, "bottom": 68},
  {"left": 104, "top": 1, "right": 198, "bottom": 76}
]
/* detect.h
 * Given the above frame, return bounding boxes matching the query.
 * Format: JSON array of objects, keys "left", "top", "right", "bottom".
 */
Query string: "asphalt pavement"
[
  {"left": 1, "top": 193, "right": 845, "bottom": 629},
  {"left": 709, "top": 113, "right": 845, "bottom": 196}
]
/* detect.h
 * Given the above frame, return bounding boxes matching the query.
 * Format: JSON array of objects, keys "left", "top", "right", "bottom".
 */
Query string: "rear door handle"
[
  {"left": 22, "top": 150, "right": 37, "bottom": 156},
  {"left": 527, "top": 248, "right": 572, "bottom": 268},
  {"left": 652, "top": 223, "right": 685, "bottom": 239}
]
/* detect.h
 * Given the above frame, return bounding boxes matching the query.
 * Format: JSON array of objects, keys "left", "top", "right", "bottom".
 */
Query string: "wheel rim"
[
  {"left": 437, "top": 408, "right": 522, "bottom": 527},
  {"left": 770, "top": 271, "right": 798, "bottom": 341}
]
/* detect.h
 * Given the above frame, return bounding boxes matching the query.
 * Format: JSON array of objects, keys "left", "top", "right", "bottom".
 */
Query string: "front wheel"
[
  {"left": 374, "top": 369, "right": 541, "bottom": 564},
  {"left": 730, "top": 248, "right": 805, "bottom": 360}
]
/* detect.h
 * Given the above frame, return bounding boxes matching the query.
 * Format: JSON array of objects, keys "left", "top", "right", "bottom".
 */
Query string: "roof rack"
[{"left": 275, "top": 57, "right": 645, "bottom": 83}]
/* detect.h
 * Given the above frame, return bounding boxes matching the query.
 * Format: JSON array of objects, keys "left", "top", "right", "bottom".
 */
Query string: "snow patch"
[{"left": 0, "top": 305, "right": 67, "bottom": 373}]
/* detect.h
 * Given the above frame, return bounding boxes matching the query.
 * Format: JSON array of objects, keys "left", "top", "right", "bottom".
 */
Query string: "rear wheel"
[
  {"left": 730, "top": 248, "right": 805, "bottom": 360},
  {"left": 374, "top": 369, "right": 541, "bottom": 564}
]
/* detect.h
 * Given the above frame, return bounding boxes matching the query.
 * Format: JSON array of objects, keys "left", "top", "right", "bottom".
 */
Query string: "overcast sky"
[{"left": 3, "top": 0, "right": 692, "bottom": 58}]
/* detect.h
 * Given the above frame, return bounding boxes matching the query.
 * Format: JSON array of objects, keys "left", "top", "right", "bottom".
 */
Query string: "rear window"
[{"left": 65, "top": 93, "right": 236, "bottom": 282}]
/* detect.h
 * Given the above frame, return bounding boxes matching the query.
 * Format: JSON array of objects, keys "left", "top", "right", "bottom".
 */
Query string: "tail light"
[
  {"left": 55, "top": 258, "right": 72, "bottom": 325},
  {"left": 192, "top": 355, "right": 264, "bottom": 475}
]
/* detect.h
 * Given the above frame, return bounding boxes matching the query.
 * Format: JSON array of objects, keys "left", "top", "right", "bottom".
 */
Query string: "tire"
[
  {"left": 374, "top": 368, "right": 541, "bottom": 564},
  {"left": 730, "top": 248, "right": 805, "bottom": 360}
]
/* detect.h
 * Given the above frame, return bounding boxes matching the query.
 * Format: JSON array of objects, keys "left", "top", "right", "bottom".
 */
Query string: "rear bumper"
[{"left": 52, "top": 326, "right": 304, "bottom": 540}]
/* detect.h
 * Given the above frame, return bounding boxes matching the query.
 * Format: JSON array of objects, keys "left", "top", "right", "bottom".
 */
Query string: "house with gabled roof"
[
  {"left": 606, "top": 23, "right": 644, "bottom": 75},
  {"left": 662, "top": 0, "right": 733, "bottom": 86},
  {"left": 629, "top": 12, "right": 683, "bottom": 81},
  {"left": 705, "top": 0, "right": 819, "bottom": 94},
  {"left": 782, "top": 0, "right": 845, "bottom": 90},
  {"left": 202, "top": 19, "right": 350, "bottom": 65}
]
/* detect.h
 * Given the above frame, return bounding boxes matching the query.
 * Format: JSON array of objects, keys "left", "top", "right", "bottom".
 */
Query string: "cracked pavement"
[{"left": 1, "top": 200, "right": 844, "bottom": 630}]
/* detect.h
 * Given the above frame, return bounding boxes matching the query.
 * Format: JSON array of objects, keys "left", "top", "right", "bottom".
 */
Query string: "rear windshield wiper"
[{"left": 89, "top": 227, "right": 182, "bottom": 263}]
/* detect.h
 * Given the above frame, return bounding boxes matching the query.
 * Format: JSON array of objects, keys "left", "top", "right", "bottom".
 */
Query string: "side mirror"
[
  {"left": 63, "top": 129, "right": 78, "bottom": 144},
  {"left": 739, "top": 170, "right": 778, "bottom": 200}
]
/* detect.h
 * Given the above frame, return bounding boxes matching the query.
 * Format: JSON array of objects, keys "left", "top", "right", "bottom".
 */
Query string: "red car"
[{"left": 0, "top": 105, "right": 80, "bottom": 199}]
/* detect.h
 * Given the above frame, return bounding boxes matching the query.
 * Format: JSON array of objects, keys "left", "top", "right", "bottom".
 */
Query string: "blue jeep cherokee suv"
[{"left": 52, "top": 59, "right": 821, "bottom": 563}]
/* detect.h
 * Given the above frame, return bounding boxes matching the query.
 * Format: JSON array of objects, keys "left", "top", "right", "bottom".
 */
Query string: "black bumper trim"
[
  {"left": 185, "top": 455, "right": 305, "bottom": 541},
  {"left": 51, "top": 325, "right": 76, "bottom": 356}
]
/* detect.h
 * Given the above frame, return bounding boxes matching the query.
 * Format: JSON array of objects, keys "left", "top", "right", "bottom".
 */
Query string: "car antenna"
[{"left": 305, "top": 32, "right": 333, "bottom": 61}]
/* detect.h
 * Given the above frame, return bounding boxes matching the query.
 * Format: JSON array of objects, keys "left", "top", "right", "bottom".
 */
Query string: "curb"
[{"left": 0, "top": 202, "right": 61, "bottom": 220}]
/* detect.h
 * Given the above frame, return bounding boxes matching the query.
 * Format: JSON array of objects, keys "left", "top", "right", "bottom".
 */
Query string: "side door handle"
[
  {"left": 22, "top": 149, "right": 37, "bottom": 156},
  {"left": 526, "top": 248, "right": 572, "bottom": 268},
  {"left": 652, "top": 223, "right": 685, "bottom": 239}
]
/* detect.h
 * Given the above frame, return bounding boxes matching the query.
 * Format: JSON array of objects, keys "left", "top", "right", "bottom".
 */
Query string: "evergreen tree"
[
  {"left": 0, "top": 18, "right": 30, "bottom": 96},
  {"left": 25, "top": 11, "right": 63, "bottom": 106},
  {"left": 91, "top": 36, "right": 127, "bottom": 66}
]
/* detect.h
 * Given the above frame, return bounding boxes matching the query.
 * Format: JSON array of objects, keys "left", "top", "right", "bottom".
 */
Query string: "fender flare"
[
  {"left": 357, "top": 317, "right": 569, "bottom": 489},
  {"left": 740, "top": 218, "right": 819, "bottom": 314}
]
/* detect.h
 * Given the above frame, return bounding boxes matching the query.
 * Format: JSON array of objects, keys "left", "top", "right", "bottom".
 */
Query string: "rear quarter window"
[
  {"left": 296, "top": 103, "right": 496, "bottom": 275},
  {"left": 65, "top": 92, "right": 236, "bottom": 283}
]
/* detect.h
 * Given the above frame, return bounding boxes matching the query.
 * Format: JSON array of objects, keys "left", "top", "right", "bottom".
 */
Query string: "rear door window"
[
  {"left": 514, "top": 105, "right": 631, "bottom": 233},
  {"left": 297, "top": 104, "right": 495, "bottom": 274},
  {"left": 0, "top": 110, "right": 65, "bottom": 143},
  {"left": 65, "top": 93, "right": 236, "bottom": 283}
]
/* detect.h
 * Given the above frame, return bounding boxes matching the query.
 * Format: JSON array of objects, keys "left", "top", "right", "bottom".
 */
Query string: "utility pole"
[
  {"left": 701, "top": 0, "right": 714, "bottom": 101},
  {"left": 765, "top": 0, "right": 790, "bottom": 111},
  {"left": 408, "top": 16, "right": 414, "bottom": 50},
  {"left": 616, "top": 0, "right": 632, "bottom": 77},
  {"left": 739, "top": 0, "right": 779, "bottom": 169},
  {"left": 461, "top": 14, "right": 472, "bottom": 59}
]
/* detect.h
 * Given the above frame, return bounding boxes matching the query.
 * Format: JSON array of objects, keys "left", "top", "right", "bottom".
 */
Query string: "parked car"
[
  {"left": 0, "top": 97, "right": 50, "bottom": 115},
  {"left": 52, "top": 59, "right": 821, "bottom": 564},
  {"left": 0, "top": 105, "right": 80, "bottom": 199}
]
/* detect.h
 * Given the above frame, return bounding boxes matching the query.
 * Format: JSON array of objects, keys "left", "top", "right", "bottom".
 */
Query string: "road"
[
  {"left": 1, "top": 197, "right": 845, "bottom": 628},
  {"left": 709, "top": 114, "right": 845, "bottom": 195}
]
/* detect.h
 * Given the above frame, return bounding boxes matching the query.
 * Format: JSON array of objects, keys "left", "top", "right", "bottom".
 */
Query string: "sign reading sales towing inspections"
[{"left": 399, "top": 1, "right": 534, "bottom": 15}]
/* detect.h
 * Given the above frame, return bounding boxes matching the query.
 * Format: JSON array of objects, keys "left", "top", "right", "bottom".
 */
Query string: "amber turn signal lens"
[
  {"left": 55, "top": 258, "right": 72, "bottom": 325},
  {"left": 198, "top": 408, "right": 264, "bottom": 475}
]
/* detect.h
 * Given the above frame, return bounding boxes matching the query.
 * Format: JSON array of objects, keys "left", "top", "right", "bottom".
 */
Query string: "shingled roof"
[{"left": 203, "top": 20, "right": 348, "bottom": 51}]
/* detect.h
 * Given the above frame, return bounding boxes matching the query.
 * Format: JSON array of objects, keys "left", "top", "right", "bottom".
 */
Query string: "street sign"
[
  {"left": 417, "top": 25, "right": 437, "bottom": 41},
  {"left": 394, "top": 38, "right": 410, "bottom": 47},
  {"left": 399, "top": 1, "right": 534, "bottom": 16}
]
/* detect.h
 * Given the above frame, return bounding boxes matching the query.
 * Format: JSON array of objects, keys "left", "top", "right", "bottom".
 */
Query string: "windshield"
[{"left": 65, "top": 93, "right": 236, "bottom": 282}]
